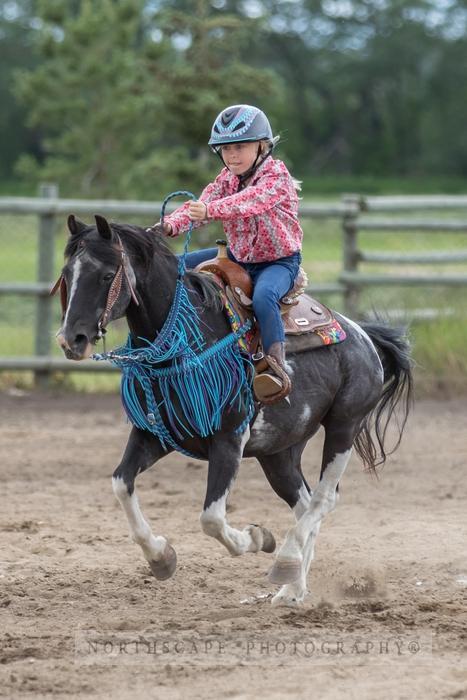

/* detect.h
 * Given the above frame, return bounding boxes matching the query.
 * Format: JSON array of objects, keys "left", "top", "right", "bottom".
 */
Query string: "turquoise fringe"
[{"left": 105, "top": 323, "right": 254, "bottom": 456}]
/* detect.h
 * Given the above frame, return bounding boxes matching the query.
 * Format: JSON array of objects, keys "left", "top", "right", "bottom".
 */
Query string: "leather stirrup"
[{"left": 253, "top": 354, "right": 291, "bottom": 405}]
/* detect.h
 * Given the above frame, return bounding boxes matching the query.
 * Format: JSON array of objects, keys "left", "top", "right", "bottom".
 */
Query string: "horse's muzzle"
[{"left": 56, "top": 329, "right": 94, "bottom": 361}]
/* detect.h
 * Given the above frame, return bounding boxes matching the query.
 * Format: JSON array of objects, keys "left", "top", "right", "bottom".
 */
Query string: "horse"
[{"left": 54, "top": 213, "right": 412, "bottom": 607}]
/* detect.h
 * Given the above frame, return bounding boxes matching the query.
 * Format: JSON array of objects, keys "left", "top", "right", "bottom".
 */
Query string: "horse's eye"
[{"left": 103, "top": 272, "right": 115, "bottom": 282}]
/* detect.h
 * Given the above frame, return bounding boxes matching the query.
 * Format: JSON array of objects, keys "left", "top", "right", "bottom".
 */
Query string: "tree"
[
  {"left": 15, "top": 0, "right": 171, "bottom": 196},
  {"left": 0, "top": 0, "right": 39, "bottom": 180},
  {"left": 9, "top": 0, "right": 467, "bottom": 193},
  {"left": 14, "top": 0, "right": 279, "bottom": 196}
]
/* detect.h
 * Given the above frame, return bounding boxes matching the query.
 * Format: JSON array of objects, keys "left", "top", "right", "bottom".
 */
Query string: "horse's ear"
[
  {"left": 94, "top": 214, "right": 112, "bottom": 240},
  {"left": 67, "top": 214, "right": 87, "bottom": 236}
]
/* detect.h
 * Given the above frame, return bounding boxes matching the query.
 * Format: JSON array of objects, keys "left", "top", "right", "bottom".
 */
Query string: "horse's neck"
[
  {"left": 125, "top": 255, "right": 229, "bottom": 347},
  {"left": 126, "top": 255, "right": 178, "bottom": 342}
]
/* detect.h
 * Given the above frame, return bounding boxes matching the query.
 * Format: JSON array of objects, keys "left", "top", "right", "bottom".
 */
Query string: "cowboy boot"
[{"left": 253, "top": 341, "right": 292, "bottom": 405}]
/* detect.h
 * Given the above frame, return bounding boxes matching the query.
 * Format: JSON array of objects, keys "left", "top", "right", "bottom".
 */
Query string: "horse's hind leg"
[
  {"left": 112, "top": 427, "right": 177, "bottom": 580},
  {"left": 269, "top": 421, "right": 357, "bottom": 585},
  {"left": 257, "top": 442, "right": 319, "bottom": 605},
  {"left": 200, "top": 427, "right": 276, "bottom": 556}
]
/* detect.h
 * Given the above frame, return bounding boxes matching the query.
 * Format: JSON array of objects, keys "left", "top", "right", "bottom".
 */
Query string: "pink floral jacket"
[{"left": 164, "top": 157, "right": 303, "bottom": 263}]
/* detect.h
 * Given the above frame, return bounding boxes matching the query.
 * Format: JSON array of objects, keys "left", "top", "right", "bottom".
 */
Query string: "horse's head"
[{"left": 54, "top": 214, "right": 139, "bottom": 360}]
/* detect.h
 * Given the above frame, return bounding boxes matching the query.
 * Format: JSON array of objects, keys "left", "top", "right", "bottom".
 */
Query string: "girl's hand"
[
  {"left": 188, "top": 200, "right": 208, "bottom": 221},
  {"left": 146, "top": 222, "right": 174, "bottom": 236}
]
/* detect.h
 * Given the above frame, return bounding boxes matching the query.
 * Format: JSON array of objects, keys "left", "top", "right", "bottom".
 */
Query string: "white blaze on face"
[
  {"left": 63, "top": 256, "right": 82, "bottom": 330},
  {"left": 56, "top": 255, "right": 93, "bottom": 359}
]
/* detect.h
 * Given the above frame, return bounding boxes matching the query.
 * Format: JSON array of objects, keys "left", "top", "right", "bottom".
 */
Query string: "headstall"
[{"left": 50, "top": 234, "right": 139, "bottom": 339}]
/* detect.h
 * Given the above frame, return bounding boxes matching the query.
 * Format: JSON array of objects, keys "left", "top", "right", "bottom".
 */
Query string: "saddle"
[{"left": 195, "top": 241, "right": 346, "bottom": 357}]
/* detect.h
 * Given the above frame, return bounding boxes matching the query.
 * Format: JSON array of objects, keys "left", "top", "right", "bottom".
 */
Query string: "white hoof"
[{"left": 271, "top": 583, "right": 307, "bottom": 607}]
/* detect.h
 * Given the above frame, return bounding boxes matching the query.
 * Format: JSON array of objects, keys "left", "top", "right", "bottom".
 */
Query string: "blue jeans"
[{"left": 184, "top": 248, "right": 301, "bottom": 352}]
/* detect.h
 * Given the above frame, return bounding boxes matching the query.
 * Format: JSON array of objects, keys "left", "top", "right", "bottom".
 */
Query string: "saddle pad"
[
  {"left": 286, "top": 317, "right": 347, "bottom": 353},
  {"left": 283, "top": 294, "right": 333, "bottom": 335}
]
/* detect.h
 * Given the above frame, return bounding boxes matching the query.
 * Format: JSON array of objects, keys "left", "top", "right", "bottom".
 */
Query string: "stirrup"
[
  {"left": 253, "top": 355, "right": 291, "bottom": 405},
  {"left": 254, "top": 372, "right": 283, "bottom": 400}
]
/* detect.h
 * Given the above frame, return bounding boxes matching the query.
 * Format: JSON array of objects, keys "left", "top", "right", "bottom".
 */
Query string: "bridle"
[{"left": 51, "top": 233, "right": 139, "bottom": 341}]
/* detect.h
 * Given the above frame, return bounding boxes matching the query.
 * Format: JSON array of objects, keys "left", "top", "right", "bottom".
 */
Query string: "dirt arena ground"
[{"left": 0, "top": 390, "right": 466, "bottom": 699}]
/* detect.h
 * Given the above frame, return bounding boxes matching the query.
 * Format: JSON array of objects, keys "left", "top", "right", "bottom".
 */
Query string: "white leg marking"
[
  {"left": 277, "top": 449, "right": 352, "bottom": 560},
  {"left": 112, "top": 477, "right": 167, "bottom": 562},
  {"left": 293, "top": 483, "right": 312, "bottom": 520},
  {"left": 201, "top": 487, "right": 265, "bottom": 555},
  {"left": 200, "top": 428, "right": 268, "bottom": 555},
  {"left": 272, "top": 449, "right": 350, "bottom": 606},
  {"left": 272, "top": 484, "right": 314, "bottom": 606}
]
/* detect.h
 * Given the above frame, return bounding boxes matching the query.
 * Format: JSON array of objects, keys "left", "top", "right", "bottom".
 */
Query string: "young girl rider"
[{"left": 149, "top": 104, "right": 303, "bottom": 404}]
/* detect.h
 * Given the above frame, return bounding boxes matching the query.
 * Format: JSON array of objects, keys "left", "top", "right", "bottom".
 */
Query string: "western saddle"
[{"left": 195, "top": 240, "right": 337, "bottom": 358}]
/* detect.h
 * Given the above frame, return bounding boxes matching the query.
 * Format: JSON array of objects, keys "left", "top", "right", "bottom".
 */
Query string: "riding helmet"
[{"left": 208, "top": 105, "right": 273, "bottom": 150}]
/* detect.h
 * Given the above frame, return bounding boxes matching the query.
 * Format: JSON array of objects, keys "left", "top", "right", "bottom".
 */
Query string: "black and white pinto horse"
[{"left": 56, "top": 215, "right": 412, "bottom": 606}]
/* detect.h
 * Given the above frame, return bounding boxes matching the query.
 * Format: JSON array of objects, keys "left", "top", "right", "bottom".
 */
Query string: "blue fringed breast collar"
[{"left": 93, "top": 191, "right": 255, "bottom": 457}]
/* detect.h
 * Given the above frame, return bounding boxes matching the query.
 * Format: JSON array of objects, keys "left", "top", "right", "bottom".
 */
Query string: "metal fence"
[{"left": 1, "top": 186, "right": 467, "bottom": 383}]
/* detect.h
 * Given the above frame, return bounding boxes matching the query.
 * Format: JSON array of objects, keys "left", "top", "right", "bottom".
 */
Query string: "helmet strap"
[
  {"left": 237, "top": 143, "right": 272, "bottom": 191},
  {"left": 212, "top": 141, "right": 273, "bottom": 189}
]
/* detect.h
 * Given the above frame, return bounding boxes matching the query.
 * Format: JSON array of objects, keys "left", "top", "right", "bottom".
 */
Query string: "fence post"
[
  {"left": 341, "top": 194, "right": 361, "bottom": 318},
  {"left": 34, "top": 183, "right": 58, "bottom": 387}
]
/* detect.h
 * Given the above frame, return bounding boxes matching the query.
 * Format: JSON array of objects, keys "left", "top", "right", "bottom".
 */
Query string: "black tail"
[{"left": 354, "top": 322, "right": 413, "bottom": 471}]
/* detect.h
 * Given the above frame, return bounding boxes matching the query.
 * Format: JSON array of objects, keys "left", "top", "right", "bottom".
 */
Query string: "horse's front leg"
[
  {"left": 112, "top": 427, "right": 177, "bottom": 580},
  {"left": 200, "top": 427, "right": 276, "bottom": 556}
]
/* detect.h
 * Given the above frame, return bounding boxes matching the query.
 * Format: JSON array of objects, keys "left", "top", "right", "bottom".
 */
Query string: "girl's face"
[{"left": 219, "top": 141, "right": 261, "bottom": 176}]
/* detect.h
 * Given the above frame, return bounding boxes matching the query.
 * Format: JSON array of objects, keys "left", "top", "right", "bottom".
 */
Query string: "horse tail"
[{"left": 354, "top": 322, "right": 414, "bottom": 472}]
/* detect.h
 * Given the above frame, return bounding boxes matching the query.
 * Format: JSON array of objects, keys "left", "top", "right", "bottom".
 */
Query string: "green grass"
[{"left": 1, "top": 204, "right": 467, "bottom": 394}]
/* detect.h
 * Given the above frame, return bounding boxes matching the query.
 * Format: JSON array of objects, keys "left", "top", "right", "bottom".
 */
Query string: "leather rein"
[{"left": 50, "top": 234, "right": 139, "bottom": 340}]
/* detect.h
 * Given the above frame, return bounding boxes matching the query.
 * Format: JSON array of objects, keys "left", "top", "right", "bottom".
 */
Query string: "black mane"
[{"left": 64, "top": 222, "right": 172, "bottom": 269}]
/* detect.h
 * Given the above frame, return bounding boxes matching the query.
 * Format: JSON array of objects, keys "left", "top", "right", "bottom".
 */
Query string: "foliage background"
[{"left": 1, "top": 0, "right": 467, "bottom": 197}]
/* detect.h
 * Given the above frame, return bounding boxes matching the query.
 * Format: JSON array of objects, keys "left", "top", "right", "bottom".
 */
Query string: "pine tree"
[
  {"left": 14, "top": 0, "right": 278, "bottom": 197},
  {"left": 15, "top": 0, "right": 168, "bottom": 197}
]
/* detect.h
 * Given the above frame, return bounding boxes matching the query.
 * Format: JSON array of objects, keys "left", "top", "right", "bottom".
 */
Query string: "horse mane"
[
  {"left": 64, "top": 222, "right": 171, "bottom": 267},
  {"left": 186, "top": 270, "right": 224, "bottom": 311},
  {"left": 64, "top": 221, "right": 222, "bottom": 310}
]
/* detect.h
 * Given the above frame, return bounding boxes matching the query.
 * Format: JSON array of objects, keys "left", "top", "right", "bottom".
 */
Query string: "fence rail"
[
  {"left": 2, "top": 188, "right": 467, "bottom": 380},
  {"left": 338, "top": 193, "right": 467, "bottom": 317},
  {"left": 0, "top": 196, "right": 357, "bottom": 219}
]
